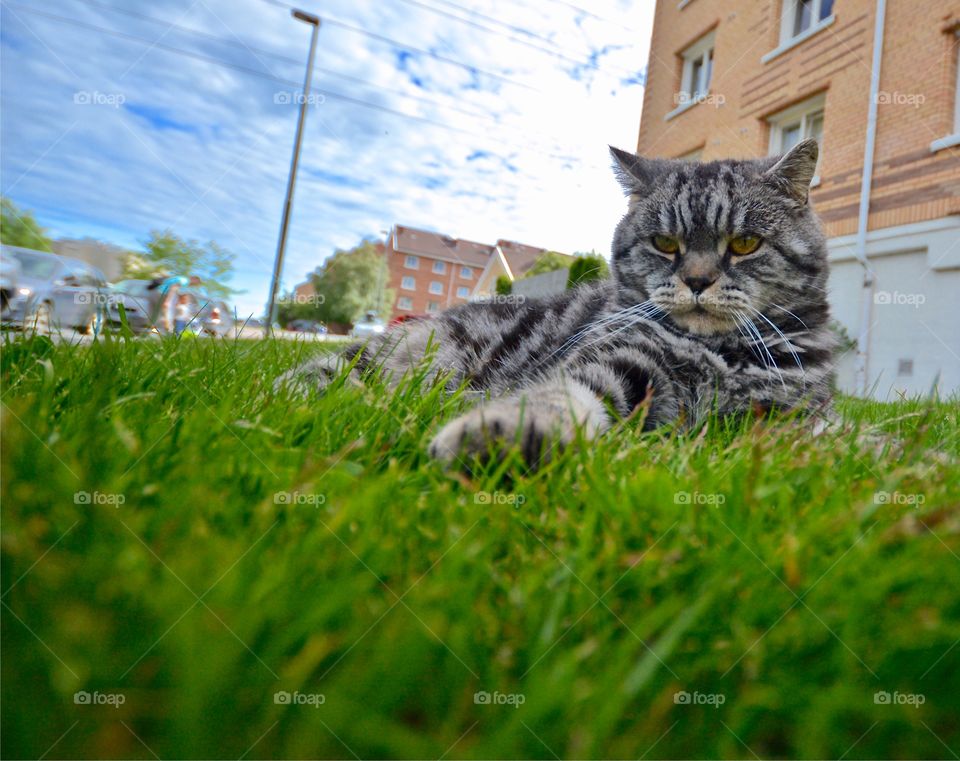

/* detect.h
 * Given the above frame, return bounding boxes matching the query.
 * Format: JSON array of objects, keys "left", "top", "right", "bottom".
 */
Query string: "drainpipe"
[{"left": 852, "top": 0, "right": 887, "bottom": 396}]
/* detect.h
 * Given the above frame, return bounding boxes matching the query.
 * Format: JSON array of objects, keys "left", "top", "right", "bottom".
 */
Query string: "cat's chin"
[{"left": 668, "top": 308, "right": 738, "bottom": 336}]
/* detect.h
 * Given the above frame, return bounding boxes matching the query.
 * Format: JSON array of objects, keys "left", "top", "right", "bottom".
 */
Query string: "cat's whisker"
[
  {"left": 545, "top": 300, "right": 659, "bottom": 363},
  {"left": 738, "top": 313, "right": 786, "bottom": 389},
  {"left": 732, "top": 311, "right": 768, "bottom": 368},
  {"left": 746, "top": 305, "right": 806, "bottom": 386},
  {"left": 769, "top": 303, "right": 809, "bottom": 329}
]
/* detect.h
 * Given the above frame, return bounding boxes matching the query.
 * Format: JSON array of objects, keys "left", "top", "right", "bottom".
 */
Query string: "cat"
[{"left": 277, "top": 138, "right": 836, "bottom": 468}]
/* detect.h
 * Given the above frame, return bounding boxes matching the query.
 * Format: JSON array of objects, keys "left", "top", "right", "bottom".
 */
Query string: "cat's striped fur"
[{"left": 278, "top": 139, "right": 836, "bottom": 467}]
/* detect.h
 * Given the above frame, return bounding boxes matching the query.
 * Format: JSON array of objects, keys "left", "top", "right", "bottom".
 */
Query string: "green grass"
[{"left": 2, "top": 333, "right": 959, "bottom": 759}]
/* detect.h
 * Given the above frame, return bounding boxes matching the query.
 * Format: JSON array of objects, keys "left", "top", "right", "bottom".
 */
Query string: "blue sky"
[{"left": 0, "top": 0, "right": 653, "bottom": 317}]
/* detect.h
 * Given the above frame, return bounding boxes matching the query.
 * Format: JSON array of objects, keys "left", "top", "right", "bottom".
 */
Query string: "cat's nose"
[{"left": 683, "top": 275, "right": 717, "bottom": 295}]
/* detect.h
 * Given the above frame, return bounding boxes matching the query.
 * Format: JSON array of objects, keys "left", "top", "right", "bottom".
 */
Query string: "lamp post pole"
[{"left": 265, "top": 8, "right": 320, "bottom": 336}]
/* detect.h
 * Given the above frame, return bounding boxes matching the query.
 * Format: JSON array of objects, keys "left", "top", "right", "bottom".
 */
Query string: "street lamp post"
[{"left": 265, "top": 8, "right": 321, "bottom": 336}]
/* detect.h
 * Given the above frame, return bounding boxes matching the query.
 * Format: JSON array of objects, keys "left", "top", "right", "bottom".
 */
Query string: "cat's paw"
[{"left": 428, "top": 400, "right": 568, "bottom": 469}]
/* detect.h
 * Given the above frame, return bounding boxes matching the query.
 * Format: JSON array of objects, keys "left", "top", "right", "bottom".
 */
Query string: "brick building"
[
  {"left": 637, "top": 0, "right": 960, "bottom": 397},
  {"left": 383, "top": 225, "right": 567, "bottom": 319}
]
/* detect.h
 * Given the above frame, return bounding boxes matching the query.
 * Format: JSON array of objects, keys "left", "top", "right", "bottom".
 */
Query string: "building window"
[
  {"left": 401, "top": 276, "right": 415, "bottom": 290},
  {"left": 676, "top": 31, "right": 715, "bottom": 110},
  {"left": 456, "top": 286, "right": 469, "bottom": 298},
  {"left": 931, "top": 29, "right": 960, "bottom": 152},
  {"left": 428, "top": 281, "right": 443, "bottom": 295},
  {"left": 426, "top": 301, "right": 440, "bottom": 313},
  {"left": 460, "top": 266, "right": 473, "bottom": 279},
  {"left": 404, "top": 255, "right": 419, "bottom": 269},
  {"left": 768, "top": 93, "right": 825, "bottom": 180},
  {"left": 776, "top": 0, "right": 834, "bottom": 46},
  {"left": 397, "top": 296, "right": 413, "bottom": 310},
  {"left": 432, "top": 260, "right": 446, "bottom": 274}
]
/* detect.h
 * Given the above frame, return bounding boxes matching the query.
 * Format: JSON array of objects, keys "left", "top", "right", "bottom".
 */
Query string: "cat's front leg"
[
  {"left": 428, "top": 378, "right": 610, "bottom": 468},
  {"left": 274, "top": 344, "right": 366, "bottom": 397}
]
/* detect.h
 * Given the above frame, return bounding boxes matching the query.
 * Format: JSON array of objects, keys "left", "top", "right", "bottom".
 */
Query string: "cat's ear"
[
  {"left": 764, "top": 138, "right": 819, "bottom": 204},
  {"left": 609, "top": 146, "right": 656, "bottom": 195}
]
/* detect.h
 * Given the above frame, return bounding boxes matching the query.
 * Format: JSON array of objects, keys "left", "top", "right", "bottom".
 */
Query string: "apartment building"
[
  {"left": 384, "top": 225, "right": 562, "bottom": 318},
  {"left": 637, "top": 0, "right": 960, "bottom": 397}
]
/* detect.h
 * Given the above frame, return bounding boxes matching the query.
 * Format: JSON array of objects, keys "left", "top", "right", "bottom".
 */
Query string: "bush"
[{"left": 567, "top": 254, "right": 609, "bottom": 288}]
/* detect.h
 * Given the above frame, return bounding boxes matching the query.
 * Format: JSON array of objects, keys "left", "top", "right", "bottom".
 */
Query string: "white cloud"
[{"left": 0, "top": 0, "right": 652, "bottom": 317}]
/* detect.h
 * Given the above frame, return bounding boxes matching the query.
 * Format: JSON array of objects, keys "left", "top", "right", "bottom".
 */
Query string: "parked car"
[
  {"left": 197, "top": 299, "right": 234, "bottom": 337},
  {"left": 389, "top": 313, "right": 430, "bottom": 327},
  {"left": 107, "top": 279, "right": 161, "bottom": 333},
  {"left": 287, "top": 319, "right": 326, "bottom": 334},
  {"left": 350, "top": 311, "right": 386, "bottom": 339},
  {"left": 0, "top": 245, "right": 107, "bottom": 334},
  {"left": 1, "top": 252, "right": 22, "bottom": 316}
]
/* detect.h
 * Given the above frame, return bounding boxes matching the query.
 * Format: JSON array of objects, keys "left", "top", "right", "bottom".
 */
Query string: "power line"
[
  {"left": 390, "top": 0, "right": 643, "bottom": 81},
  {"left": 8, "top": 4, "right": 592, "bottom": 165},
  {"left": 257, "top": 0, "right": 538, "bottom": 91},
  {"left": 537, "top": 0, "right": 642, "bottom": 35},
  {"left": 65, "top": 0, "right": 500, "bottom": 124}
]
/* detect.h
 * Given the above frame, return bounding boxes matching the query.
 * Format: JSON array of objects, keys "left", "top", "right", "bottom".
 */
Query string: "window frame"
[
  {"left": 404, "top": 255, "right": 419, "bottom": 270},
  {"left": 767, "top": 92, "right": 826, "bottom": 184},
  {"left": 665, "top": 30, "right": 715, "bottom": 120},
  {"left": 679, "top": 32, "right": 715, "bottom": 105},
  {"left": 456, "top": 286, "right": 470, "bottom": 299},
  {"left": 432, "top": 260, "right": 446, "bottom": 274},
  {"left": 401, "top": 276, "right": 416, "bottom": 291},
  {"left": 931, "top": 28, "right": 960, "bottom": 152},
  {"left": 428, "top": 280, "right": 443, "bottom": 295},
  {"left": 460, "top": 266, "right": 473, "bottom": 279},
  {"left": 397, "top": 296, "right": 413, "bottom": 311},
  {"left": 763, "top": 0, "right": 836, "bottom": 63},
  {"left": 426, "top": 301, "right": 440, "bottom": 313}
]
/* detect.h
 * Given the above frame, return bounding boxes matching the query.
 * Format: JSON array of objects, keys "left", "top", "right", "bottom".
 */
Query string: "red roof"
[{"left": 392, "top": 225, "right": 494, "bottom": 267}]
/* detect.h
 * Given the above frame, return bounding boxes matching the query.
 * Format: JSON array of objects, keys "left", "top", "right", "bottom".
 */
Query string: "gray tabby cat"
[{"left": 278, "top": 138, "right": 835, "bottom": 468}]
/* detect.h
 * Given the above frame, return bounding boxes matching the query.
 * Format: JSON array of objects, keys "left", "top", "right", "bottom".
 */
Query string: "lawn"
[{"left": 2, "top": 333, "right": 959, "bottom": 759}]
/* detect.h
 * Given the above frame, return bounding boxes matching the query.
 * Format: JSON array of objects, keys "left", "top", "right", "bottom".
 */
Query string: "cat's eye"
[
  {"left": 652, "top": 235, "right": 680, "bottom": 254},
  {"left": 729, "top": 235, "right": 763, "bottom": 256}
]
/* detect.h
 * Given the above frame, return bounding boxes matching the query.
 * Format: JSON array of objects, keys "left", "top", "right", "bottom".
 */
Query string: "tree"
[
  {"left": 495, "top": 275, "right": 513, "bottom": 295},
  {"left": 122, "top": 229, "right": 238, "bottom": 298},
  {"left": 309, "top": 239, "right": 393, "bottom": 325},
  {"left": 567, "top": 252, "right": 610, "bottom": 288},
  {"left": 524, "top": 251, "right": 570, "bottom": 278},
  {"left": 276, "top": 290, "right": 315, "bottom": 327},
  {"left": 1, "top": 197, "right": 53, "bottom": 251}
]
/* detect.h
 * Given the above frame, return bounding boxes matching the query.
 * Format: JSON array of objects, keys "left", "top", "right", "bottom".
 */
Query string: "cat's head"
[{"left": 608, "top": 139, "right": 828, "bottom": 336}]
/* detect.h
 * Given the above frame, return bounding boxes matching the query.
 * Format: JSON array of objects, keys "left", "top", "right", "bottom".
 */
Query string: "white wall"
[{"left": 827, "top": 217, "right": 960, "bottom": 400}]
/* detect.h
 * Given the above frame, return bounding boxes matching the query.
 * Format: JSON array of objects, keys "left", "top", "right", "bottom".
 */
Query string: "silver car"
[
  {"left": 350, "top": 311, "right": 386, "bottom": 339},
  {"left": 0, "top": 245, "right": 107, "bottom": 334}
]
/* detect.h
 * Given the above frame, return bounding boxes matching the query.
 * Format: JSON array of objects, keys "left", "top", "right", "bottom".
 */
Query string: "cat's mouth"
[{"left": 663, "top": 296, "right": 741, "bottom": 335}]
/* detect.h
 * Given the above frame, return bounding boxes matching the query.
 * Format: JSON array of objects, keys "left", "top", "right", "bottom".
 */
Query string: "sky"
[{"left": 0, "top": 0, "right": 654, "bottom": 318}]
